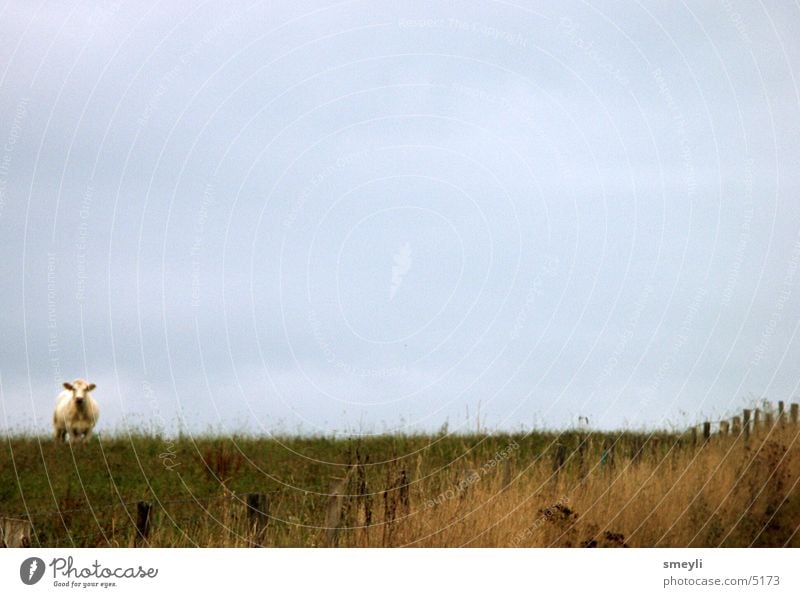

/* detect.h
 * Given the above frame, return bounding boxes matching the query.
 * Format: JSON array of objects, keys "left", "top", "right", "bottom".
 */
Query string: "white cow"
[{"left": 53, "top": 379, "right": 99, "bottom": 442}]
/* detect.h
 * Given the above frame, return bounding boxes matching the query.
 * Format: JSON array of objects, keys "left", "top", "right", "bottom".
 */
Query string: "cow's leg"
[{"left": 54, "top": 419, "right": 66, "bottom": 442}]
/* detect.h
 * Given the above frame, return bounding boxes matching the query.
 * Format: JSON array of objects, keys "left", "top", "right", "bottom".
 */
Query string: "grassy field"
[{"left": 1, "top": 425, "right": 798, "bottom": 547}]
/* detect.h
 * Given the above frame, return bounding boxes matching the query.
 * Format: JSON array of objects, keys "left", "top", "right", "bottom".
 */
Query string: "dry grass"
[{"left": 2, "top": 425, "right": 798, "bottom": 547}]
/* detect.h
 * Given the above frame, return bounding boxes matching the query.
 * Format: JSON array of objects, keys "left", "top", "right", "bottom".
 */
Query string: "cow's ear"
[
  {"left": 63, "top": 382, "right": 74, "bottom": 391},
  {"left": 86, "top": 384, "right": 96, "bottom": 391}
]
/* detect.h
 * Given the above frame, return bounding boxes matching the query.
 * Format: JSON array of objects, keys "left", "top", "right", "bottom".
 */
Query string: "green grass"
[{"left": 2, "top": 428, "right": 796, "bottom": 547}]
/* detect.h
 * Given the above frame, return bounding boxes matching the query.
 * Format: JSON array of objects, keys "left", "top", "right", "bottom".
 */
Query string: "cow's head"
[{"left": 63, "top": 379, "right": 96, "bottom": 406}]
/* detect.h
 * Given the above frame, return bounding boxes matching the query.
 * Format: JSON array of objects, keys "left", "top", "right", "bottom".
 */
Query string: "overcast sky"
[{"left": 1, "top": 1, "right": 799, "bottom": 436}]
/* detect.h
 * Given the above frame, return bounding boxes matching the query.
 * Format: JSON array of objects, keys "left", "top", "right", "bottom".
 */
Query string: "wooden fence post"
[
  {"left": 650, "top": 437, "right": 661, "bottom": 460},
  {"left": 791, "top": 403, "right": 799, "bottom": 425},
  {"left": 731, "top": 416, "right": 741, "bottom": 436},
  {"left": 765, "top": 411, "right": 774, "bottom": 430},
  {"left": 601, "top": 438, "right": 615, "bottom": 469},
  {"left": 753, "top": 409, "right": 761, "bottom": 433},
  {"left": 778, "top": 401, "right": 785, "bottom": 425},
  {"left": 1, "top": 517, "right": 32, "bottom": 547},
  {"left": 134, "top": 501, "right": 152, "bottom": 547},
  {"left": 691, "top": 427, "right": 697, "bottom": 447},
  {"left": 245, "top": 493, "right": 269, "bottom": 547},
  {"left": 719, "top": 421, "right": 730, "bottom": 437},
  {"left": 552, "top": 443, "right": 567, "bottom": 475},
  {"left": 324, "top": 477, "right": 349, "bottom": 547},
  {"left": 743, "top": 409, "right": 751, "bottom": 440},
  {"left": 702, "top": 422, "right": 711, "bottom": 444},
  {"left": 398, "top": 469, "right": 410, "bottom": 518},
  {"left": 630, "top": 436, "right": 645, "bottom": 462},
  {"left": 578, "top": 434, "right": 589, "bottom": 482}
]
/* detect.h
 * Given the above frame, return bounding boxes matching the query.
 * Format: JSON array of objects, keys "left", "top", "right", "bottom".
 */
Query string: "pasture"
[{"left": 1, "top": 422, "right": 798, "bottom": 547}]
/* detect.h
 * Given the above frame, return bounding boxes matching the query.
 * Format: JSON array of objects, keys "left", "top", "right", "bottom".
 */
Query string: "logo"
[
  {"left": 390, "top": 242, "right": 412, "bottom": 301},
  {"left": 20, "top": 557, "right": 45, "bottom": 585}
]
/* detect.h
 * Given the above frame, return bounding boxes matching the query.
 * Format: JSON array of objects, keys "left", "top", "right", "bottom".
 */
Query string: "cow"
[{"left": 53, "top": 379, "right": 99, "bottom": 442}]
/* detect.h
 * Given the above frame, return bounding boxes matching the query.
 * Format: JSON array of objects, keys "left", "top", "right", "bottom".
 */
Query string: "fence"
[
  {"left": 0, "top": 492, "right": 270, "bottom": 548},
  {"left": 545, "top": 401, "right": 800, "bottom": 485},
  {"left": 2, "top": 400, "right": 798, "bottom": 548},
  {"left": 691, "top": 400, "right": 799, "bottom": 443}
]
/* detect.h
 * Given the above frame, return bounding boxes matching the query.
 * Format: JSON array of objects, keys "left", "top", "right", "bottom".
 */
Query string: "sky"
[{"left": 0, "top": 0, "right": 799, "bottom": 436}]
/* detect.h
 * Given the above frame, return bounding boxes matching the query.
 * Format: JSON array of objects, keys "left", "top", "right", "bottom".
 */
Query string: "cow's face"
[{"left": 63, "top": 380, "right": 96, "bottom": 406}]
